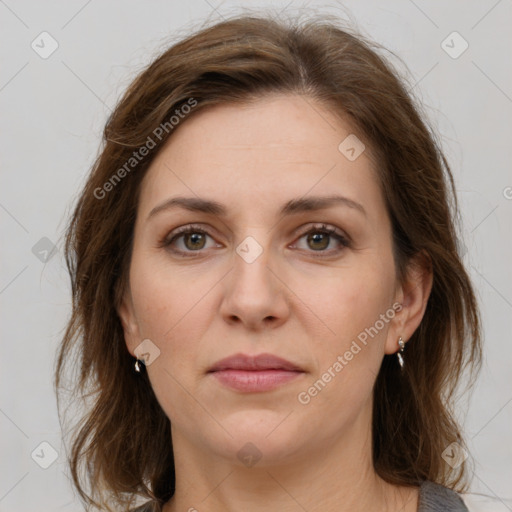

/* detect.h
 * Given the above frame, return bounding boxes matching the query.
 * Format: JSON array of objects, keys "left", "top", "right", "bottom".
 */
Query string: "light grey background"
[{"left": 1, "top": 1, "right": 511, "bottom": 511}]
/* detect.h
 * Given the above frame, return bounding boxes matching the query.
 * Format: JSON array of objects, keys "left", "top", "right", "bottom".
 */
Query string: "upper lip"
[{"left": 208, "top": 353, "right": 304, "bottom": 372}]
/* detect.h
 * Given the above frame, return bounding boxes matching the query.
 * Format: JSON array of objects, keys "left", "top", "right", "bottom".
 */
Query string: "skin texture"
[{"left": 118, "top": 93, "right": 432, "bottom": 512}]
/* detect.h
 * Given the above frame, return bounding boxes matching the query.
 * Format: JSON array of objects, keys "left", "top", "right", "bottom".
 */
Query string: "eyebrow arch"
[{"left": 147, "top": 194, "right": 366, "bottom": 221}]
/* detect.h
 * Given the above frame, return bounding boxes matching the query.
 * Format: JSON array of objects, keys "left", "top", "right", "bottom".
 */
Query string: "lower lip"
[{"left": 210, "top": 369, "right": 304, "bottom": 392}]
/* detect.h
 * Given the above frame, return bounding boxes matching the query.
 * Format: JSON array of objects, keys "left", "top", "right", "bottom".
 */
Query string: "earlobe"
[
  {"left": 116, "top": 291, "right": 140, "bottom": 357},
  {"left": 385, "top": 251, "right": 433, "bottom": 355}
]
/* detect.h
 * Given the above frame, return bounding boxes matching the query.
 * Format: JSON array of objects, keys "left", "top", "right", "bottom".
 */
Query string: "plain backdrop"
[{"left": 1, "top": 1, "right": 511, "bottom": 511}]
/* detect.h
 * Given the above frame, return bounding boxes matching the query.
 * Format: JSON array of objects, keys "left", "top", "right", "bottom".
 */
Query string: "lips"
[
  {"left": 208, "top": 353, "right": 303, "bottom": 373},
  {"left": 208, "top": 353, "right": 305, "bottom": 392}
]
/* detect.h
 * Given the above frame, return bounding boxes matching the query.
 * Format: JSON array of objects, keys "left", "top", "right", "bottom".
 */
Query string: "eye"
[
  {"left": 292, "top": 223, "right": 350, "bottom": 256},
  {"left": 161, "top": 224, "right": 218, "bottom": 255},
  {"left": 160, "top": 223, "right": 350, "bottom": 257}
]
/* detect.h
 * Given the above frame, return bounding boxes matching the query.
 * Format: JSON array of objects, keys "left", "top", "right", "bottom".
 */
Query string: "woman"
[{"left": 54, "top": 12, "right": 483, "bottom": 512}]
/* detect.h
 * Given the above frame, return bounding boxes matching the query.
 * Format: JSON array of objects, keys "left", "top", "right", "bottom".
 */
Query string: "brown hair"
[{"left": 54, "top": 11, "right": 482, "bottom": 511}]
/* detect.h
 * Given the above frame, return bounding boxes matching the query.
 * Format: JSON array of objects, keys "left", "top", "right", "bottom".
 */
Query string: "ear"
[
  {"left": 117, "top": 287, "right": 141, "bottom": 358},
  {"left": 385, "top": 251, "right": 433, "bottom": 355}
]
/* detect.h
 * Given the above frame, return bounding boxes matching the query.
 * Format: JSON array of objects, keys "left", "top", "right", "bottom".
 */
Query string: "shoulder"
[
  {"left": 419, "top": 481, "right": 508, "bottom": 512},
  {"left": 418, "top": 481, "right": 469, "bottom": 511}
]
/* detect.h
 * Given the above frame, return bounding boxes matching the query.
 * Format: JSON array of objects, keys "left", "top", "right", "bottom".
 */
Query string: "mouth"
[{"left": 207, "top": 353, "right": 305, "bottom": 392}]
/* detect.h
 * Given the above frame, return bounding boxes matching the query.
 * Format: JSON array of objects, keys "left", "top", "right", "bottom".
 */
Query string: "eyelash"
[{"left": 160, "top": 223, "right": 350, "bottom": 258}]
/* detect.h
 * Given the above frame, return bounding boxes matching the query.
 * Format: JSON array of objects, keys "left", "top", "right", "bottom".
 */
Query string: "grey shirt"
[
  {"left": 418, "top": 481, "right": 469, "bottom": 511},
  {"left": 130, "top": 480, "right": 469, "bottom": 511}
]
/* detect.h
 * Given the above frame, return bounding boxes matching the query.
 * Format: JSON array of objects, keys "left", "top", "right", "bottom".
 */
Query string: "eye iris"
[
  {"left": 307, "top": 232, "right": 329, "bottom": 251},
  {"left": 184, "top": 232, "right": 206, "bottom": 250}
]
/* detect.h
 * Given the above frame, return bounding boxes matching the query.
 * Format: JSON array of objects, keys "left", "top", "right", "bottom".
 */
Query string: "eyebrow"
[{"left": 147, "top": 194, "right": 366, "bottom": 221}]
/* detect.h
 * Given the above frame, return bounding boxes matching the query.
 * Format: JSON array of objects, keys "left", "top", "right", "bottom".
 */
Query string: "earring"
[
  {"left": 134, "top": 358, "right": 143, "bottom": 373},
  {"left": 397, "top": 336, "right": 405, "bottom": 370}
]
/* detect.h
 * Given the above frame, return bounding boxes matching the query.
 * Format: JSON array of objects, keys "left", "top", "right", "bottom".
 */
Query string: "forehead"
[{"left": 138, "top": 94, "right": 383, "bottom": 222}]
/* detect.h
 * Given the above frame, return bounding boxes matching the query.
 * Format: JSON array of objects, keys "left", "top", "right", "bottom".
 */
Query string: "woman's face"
[{"left": 119, "top": 93, "right": 407, "bottom": 465}]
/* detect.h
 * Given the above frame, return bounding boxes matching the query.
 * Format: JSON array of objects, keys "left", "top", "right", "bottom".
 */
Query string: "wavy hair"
[{"left": 54, "top": 11, "right": 482, "bottom": 511}]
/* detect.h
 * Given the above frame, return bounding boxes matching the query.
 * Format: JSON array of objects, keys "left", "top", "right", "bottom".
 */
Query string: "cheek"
[
  {"left": 129, "top": 251, "right": 225, "bottom": 378},
  {"left": 309, "top": 262, "right": 395, "bottom": 350},
  {"left": 130, "top": 248, "right": 204, "bottom": 338},
  {"left": 295, "top": 264, "right": 395, "bottom": 426},
  {"left": 129, "top": 257, "right": 213, "bottom": 423}
]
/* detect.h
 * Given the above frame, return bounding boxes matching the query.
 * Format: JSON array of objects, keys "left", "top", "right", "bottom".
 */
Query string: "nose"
[{"left": 219, "top": 236, "right": 290, "bottom": 331}]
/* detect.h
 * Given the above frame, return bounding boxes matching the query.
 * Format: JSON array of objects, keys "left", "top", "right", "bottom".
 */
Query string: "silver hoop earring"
[{"left": 397, "top": 336, "right": 405, "bottom": 370}]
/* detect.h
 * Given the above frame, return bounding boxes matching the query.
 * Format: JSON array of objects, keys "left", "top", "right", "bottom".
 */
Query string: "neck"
[{"left": 162, "top": 405, "right": 419, "bottom": 512}]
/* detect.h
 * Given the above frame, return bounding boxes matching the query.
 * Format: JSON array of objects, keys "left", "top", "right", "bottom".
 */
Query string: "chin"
[{"left": 204, "top": 410, "right": 309, "bottom": 467}]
